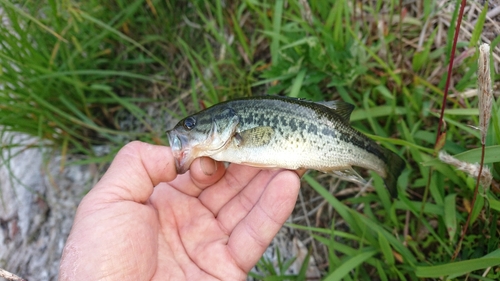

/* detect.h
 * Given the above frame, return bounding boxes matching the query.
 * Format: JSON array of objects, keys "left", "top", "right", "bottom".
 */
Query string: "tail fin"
[{"left": 382, "top": 148, "right": 405, "bottom": 197}]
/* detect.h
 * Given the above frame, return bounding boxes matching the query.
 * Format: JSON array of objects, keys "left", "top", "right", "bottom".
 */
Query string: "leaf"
[
  {"left": 444, "top": 194, "right": 457, "bottom": 242},
  {"left": 469, "top": 2, "right": 488, "bottom": 48},
  {"left": 470, "top": 194, "right": 484, "bottom": 225},
  {"left": 323, "top": 248, "right": 378, "bottom": 281},
  {"left": 78, "top": 11, "right": 167, "bottom": 68},
  {"left": 489, "top": 198, "right": 500, "bottom": 212},
  {"left": 416, "top": 256, "right": 500, "bottom": 278},
  {"left": 423, "top": 145, "right": 500, "bottom": 167},
  {"left": 0, "top": 0, "right": 67, "bottom": 42},
  {"left": 413, "top": 27, "right": 438, "bottom": 71},
  {"left": 271, "top": 0, "right": 284, "bottom": 65},
  {"left": 454, "top": 145, "right": 500, "bottom": 164},
  {"left": 350, "top": 106, "right": 407, "bottom": 121},
  {"left": 443, "top": 108, "right": 479, "bottom": 116},
  {"left": 393, "top": 201, "right": 443, "bottom": 216},
  {"left": 289, "top": 69, "right": 306, "bottom": 98},
  {"left": 420, "top": 153, "right": 463, "bottom": 185},
  {"left": 378, "top": 231, "right": 395, "bottom": 266}
]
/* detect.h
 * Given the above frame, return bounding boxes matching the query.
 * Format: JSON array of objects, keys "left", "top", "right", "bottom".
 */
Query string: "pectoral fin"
[{"left": 234, "top": 126, "right": 274, "bottom": 147}]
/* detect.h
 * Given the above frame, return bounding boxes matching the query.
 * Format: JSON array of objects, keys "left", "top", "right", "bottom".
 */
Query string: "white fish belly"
[{"left": 209, "top": 139, "right": 387, "bottom": 176}]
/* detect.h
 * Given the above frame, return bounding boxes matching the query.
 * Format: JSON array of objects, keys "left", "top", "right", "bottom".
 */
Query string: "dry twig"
[{"left": 0, "top": 268, "right": 27, "bottom": 281}]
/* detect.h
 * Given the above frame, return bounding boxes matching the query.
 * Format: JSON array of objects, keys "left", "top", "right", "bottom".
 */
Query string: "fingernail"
[{"left": 200, "top": 157, "right": 217, "bottom": 176}]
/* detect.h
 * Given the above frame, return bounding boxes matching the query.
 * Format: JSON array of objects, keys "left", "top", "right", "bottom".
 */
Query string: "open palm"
[{"left": 59, "top": 141, "right": 300, "bottom": 281}]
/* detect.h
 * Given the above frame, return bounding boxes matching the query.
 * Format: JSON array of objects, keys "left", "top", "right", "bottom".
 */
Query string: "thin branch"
[
  {"left": 435, "top": 0, "right": 467, "bottom": 145},
  {"left": 0, "top": 268, "right": 27, "bottom": 281}
]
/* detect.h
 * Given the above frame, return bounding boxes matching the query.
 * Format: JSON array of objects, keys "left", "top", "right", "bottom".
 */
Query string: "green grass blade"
[
  {"left": 77, "top": 11, "right": 168, "bottom": 69},
  {"left": 422, "top": 145, "right": 500, "bottom": 166},
  {"left": 377, "top": 230, "right": 395, "bottom": 266},
  {"left": 0, "top": 0, "right": 66, "bottom": 42},
  {"left": 271, "top": 0, "right": 284, "bottom": 65},
  {"left": 323, "top": 248, "right": 377, "bottom": 281},
  {"left": 469, "top": 2, "right": 488, "bottom": 48},
  {"left": 444, "top": 193, "right": 458, "bottom": 242},
  {"left": 289, "top": 69, "right": 306, "bottom": 98},
  {"left": 416, "top": 257, "right": 500, "bottom": 278}
]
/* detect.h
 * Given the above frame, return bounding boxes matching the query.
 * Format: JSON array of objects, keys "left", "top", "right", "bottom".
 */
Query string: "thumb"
[{"left": 91, "top": 141, "right": 177, "bottom": 204}]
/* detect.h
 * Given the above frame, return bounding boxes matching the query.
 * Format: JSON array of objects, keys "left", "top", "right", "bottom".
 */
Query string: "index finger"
[
  {"left": 227, "top": 170, "right": 300, "bottom": 271},
  {"left": 91, "top": 141, "right": 177, "bottom": 203}
]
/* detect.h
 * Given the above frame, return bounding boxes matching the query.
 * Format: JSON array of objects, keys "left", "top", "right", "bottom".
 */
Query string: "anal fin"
[{"left": 326, "top": 167, "right": 367, "bottom": 186}]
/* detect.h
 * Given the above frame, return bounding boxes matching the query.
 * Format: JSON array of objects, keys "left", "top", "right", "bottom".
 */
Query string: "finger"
[
  {"left": 215, "top": 169, "right": 281, "bottom": 233},
  {"left": 227, "top": 170, "right": 300, "bottom": 272},
  {"left": 168, "top": 157, "right": 226, "bottom": 197},
  {"left": 197, "top": 164, "right": 263, "bottom": 215},
  {"left": 91, "top": 141, "right": 177, "bottom": 203}
]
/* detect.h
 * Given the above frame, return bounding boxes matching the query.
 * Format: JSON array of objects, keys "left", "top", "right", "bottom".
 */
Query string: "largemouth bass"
[{"left": 167, "top": 96, "right": 404, "bottom": 195}]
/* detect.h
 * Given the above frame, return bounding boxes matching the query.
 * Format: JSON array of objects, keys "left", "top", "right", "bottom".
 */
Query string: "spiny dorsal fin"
[
  {"left": 234, "top": 126, "right": 274, "bottom": 147},
  {"left": 316, "top": 100, "right": 355, "bottom": 123}
]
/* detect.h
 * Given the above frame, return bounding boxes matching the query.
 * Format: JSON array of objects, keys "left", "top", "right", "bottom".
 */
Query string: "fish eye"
[{"left": 183, "top": 116, "right": 196, "bottom": 130}]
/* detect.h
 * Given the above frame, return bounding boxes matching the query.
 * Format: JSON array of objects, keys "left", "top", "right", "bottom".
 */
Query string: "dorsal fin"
[{"left": 316, "top": 100, "right": 355, "bottom": 123}]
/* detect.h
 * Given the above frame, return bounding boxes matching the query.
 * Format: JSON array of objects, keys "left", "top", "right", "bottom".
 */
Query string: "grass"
[{"left": 1, "top": 0, "right": 500, "bottom": 280}]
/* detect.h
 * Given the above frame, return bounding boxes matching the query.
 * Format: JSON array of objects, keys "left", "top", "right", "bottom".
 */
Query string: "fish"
[{"left": 167, "top": 96, "right": 405, "bottom": 196}]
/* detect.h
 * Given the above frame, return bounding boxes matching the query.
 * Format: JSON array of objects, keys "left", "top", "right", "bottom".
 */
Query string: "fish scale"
[{"left": 167, "top": 96, "right": 405, "bottom": 196}]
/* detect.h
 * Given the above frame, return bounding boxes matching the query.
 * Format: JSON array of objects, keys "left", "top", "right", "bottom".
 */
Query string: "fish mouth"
[{"left": 167, "top": 129, "right": 192, "bottom": 174}]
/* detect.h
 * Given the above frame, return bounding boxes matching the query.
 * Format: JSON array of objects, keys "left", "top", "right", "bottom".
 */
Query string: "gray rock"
[{"left": 0, "top": 132, "right": 94, "bottom": 281}]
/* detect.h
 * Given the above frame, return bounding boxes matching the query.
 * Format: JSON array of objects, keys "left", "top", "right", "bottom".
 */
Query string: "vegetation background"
[{"left": 1, "top": 0, "right": 500, "bottom": 280}]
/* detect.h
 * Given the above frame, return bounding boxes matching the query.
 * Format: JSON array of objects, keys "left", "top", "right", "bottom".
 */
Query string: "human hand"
[{"left": 59, "top": 141, "right": 301, "bottom": 280}]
